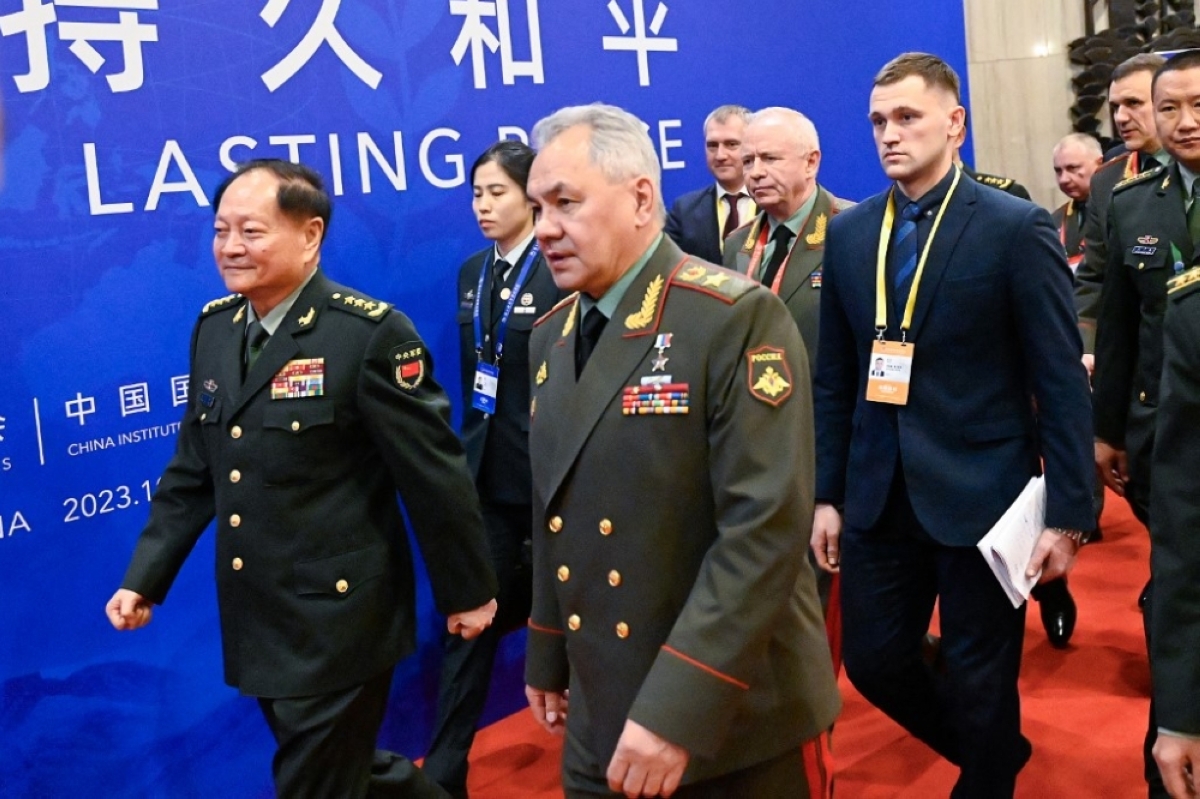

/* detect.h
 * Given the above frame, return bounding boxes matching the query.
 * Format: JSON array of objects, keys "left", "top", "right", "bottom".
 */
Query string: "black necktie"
[
  {"left": 722, "top": 193, "right": 741, "bottom": 241},
  {"left": 760, "top": 225, "right": 794, "bottom": 288},
  {"left": 244, "top": 320, "right": 269, "bottom": 376},
  {"left": 1140, "top": 154, "right": 1159, "bottom": 174},
  {"left": 575, "top": 307, "right": 608, "bottom": 379}
]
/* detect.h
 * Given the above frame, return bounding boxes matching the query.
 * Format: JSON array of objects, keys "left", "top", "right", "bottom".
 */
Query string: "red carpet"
[{"left": 462, "top": 490, "right": 1152, "bottom": 797}]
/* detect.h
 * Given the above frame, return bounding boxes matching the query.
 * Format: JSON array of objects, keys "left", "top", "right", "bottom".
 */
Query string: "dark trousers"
[
  {"left": 424, "top": 500, "right": 532, "bottom": 794},
  {"left": 1127, "top": 492, "right": 1169, "bottom": 799},
  {"left": 257, "top": 667, "right": 449, "bottom": 799},
  {"left": 563, "top": 744, "right": 816, "bottom": 799},
  {"left": 840, "top": 478, "right": 1030, "bottom": 799}
]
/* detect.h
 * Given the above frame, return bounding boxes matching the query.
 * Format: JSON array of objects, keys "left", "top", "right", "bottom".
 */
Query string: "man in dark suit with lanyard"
[
  {"left": 106, "top": 159, "right": 498, "bottom": 798},
  {"left": 664, "top": 105, "right": 756, "bottom": 264},
  {"left": 811, "top": 53, "right": 1094, "bottom": 796}
]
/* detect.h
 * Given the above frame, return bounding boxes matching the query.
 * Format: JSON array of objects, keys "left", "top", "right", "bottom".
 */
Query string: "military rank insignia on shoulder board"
[
  {"left": 1168, "top": 265, "right": 1200, "bottom": 300},
  {"left": 330, "top": 291, "right": 390, "bottom": 320}
]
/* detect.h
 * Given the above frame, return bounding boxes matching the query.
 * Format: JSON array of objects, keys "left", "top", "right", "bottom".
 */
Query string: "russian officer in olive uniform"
[
  {"left": 106, "top": 159, "right": 498, "bottom": 799},
  {"left": 523, "top": 104, "right": 839, "bottom": 799},
  {"left": 1148, "top": 265, "right": 1200, "bottom": 799}
]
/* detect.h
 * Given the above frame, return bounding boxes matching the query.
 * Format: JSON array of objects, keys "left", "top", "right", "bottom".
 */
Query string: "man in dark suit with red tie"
[
  {"left": 812, "top": 54, "right": 1094, "bottom": 797},
  {"left": 664, "top": 105, "right": 756, "bottom": 264}
]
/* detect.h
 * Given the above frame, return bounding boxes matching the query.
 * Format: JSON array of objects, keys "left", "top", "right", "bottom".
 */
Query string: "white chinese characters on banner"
[
  {"left": 0, "top": 0, "right": 158, "bottom": 94},
  {"left": 259, "top": 0, "right": 382, "bottom": 92},
  {"left": 449, "top": 0, "right": 543, "bottom": 90},
  {"left": 602, "top": 0, "right": 677, "bottom": 87}
]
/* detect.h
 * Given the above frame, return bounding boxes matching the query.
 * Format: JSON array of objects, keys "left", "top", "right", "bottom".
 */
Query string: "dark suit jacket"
[
  {"left": 525, "top": 237, "right": 839, "bottom": 785},
  {"left": 723, "top": 186, "right": 853, "bottom": 371},
  {"left": 456, "top": 241, "right": 564, "bottom": 505},
  {"left": 1093, "top": 163, "right": 1186, "bottom": 501},
  {"left": 1076, "top": 152, "right": 1141, "bottom": 352},
  {"left": 815, "top": 174, "right": 1095, "bottom": 543},
  {"left": 665, "top": 185, "right": 723, "bottom": 264},
  {"left": 1150, "top": 269, "right": 1200, "bottom": 734},
  {"left": 122, "top": 270, "right": 497, "bottom": 698}
]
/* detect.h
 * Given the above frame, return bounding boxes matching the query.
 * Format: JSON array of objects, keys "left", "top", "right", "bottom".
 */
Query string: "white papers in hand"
[{"left": 976, "top": 476, "right": 1046, "bottom": 609}]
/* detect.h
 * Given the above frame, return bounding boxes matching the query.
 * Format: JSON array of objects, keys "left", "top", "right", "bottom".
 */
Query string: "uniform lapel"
[
  {"left": 733, "top": 212, "right": 767, "bottom": 276},
  {"left": 539, "top": 238, "right": 679, "bottom": 503},
  {"left": 1155, "top": 163, "right": 1193, "bottom": 263},
  {"left": 776, "top": 188, "right": 833, "bottom": 305},
  {"left": 228, "top": 272, "right": 326, "bottom": 417},
  {"left": 907, "top": 175, "right": 977, "bottom": 337}
]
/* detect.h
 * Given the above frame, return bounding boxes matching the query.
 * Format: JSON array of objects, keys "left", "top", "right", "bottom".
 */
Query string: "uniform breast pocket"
[
  {"left": 261, "top": 400, "right": 339, "bottom": 485},
  {"left": 1126, "top": 248, "right": 1169, "bottom": 290},
  {"left": 294, "top": 543, "right": 388, "bottom": 599}
]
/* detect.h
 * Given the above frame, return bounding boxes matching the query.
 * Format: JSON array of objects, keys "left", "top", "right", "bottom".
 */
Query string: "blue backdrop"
[{"left": 0, "top": 1, "right": 969, "bottom": 795}]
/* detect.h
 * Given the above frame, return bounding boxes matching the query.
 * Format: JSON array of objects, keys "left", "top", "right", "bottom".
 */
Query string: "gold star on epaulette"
[
  {"left": 702, "top": 272, "right": 730, "bottom": 288},
  {"left": 201, "top": 293, "right": 239, "bottom": 315}
]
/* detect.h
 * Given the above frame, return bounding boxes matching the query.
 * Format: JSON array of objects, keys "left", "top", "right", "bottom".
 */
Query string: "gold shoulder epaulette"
[
  {"left": 978, "top": 174, "right": 1014, "bottom": 190},
  {"left": 200, "top": 293, "right": 240, "bottom": 316},
  {"left": 1114, "top": 164, "right": 1165, "bottom": 193},
  {"left": 1096, "top": 153, "right": 1129, "bottom": 173},
  {"left": 329, "top": 290, "right": 390, "bottom": 321},
  {"left": 1168, "top": 266, "right": 1200, "bottom": 298},
  {"left": 671, "top": 261, "right": 756, "bottom": 304},
  {"left": 534, "top": 292, "right": 578, "bottom": 328}
]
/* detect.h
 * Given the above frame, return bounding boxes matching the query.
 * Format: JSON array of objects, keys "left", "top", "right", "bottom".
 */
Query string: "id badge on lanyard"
[
  {"left": 471, "top": 243, "right": 540, "bottom": 414},
  {"left": 867, "top": 167, "right": 961, "bottom": 405}
]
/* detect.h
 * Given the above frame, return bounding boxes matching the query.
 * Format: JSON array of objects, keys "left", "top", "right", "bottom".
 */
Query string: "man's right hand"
[
  {"left": 1095, "top": 440, "right": 1129, "bottom": 496},
  {"left": 525, "top": 685, "right": 568, "bottom": 736},
  {"left": 811, "top": 503, "right": 843, "bottom": 574},
  {"left": 1081, "top": 353, "right": 1095, "bottom": 381},
  {"left": 447, "top": 598, "right": 497, "bottom": 640},
  {"left": 106, "top": 589, "right": 153, "bottom": 630}
]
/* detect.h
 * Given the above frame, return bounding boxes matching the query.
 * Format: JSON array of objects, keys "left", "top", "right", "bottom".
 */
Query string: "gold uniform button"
[
  {"left": 231, "top": 557, "right": 243, "bottom": 571},
  {"left": 548, "top": 516, "right": 564, "bottom": 533},
  {"left": 599, "top": 519, "right": 613, "bottom": 536},
  {"left": 336, "top": 579, "right": 349, "bottom": 594},
  {"left": 229, "top": 514, "right": 241, "bottom": 528},
  {"left": 229, "top": 469, "right": 241, "bottom": 483},
  {"left": 1139, "top": 391, "right": 1147, "bottom": 402},
  {"left": 230, "top": 425, "right": 243, "bottom": 439},
  {"left": 291, "top": 420, "right": 301, "bottom": 432},
  {"left": 557, "top": 565, "right": 570, "bottom": 582},
  {"left": 1138, "top": 262, "right": 1145, "bottom": 270},
  {"left": 608, "top": 570, "right": 622, "bottom": 587},
  {"left": 615, "top": 622, "right": 630, "bottom": 639},
  {"left": 567, "top": 614, "right": 581, "bottom": 631}
]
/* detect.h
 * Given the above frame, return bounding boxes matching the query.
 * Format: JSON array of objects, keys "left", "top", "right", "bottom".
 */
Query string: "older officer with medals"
[
  {"left": 106, "top": 159, "right": 498, "bottom": 799},
  {"left": 426, "top": 141, "right": 565, "bottom": 799},
  {"left": 812, "top": 54, "right": 1094, "bottom": 797}
]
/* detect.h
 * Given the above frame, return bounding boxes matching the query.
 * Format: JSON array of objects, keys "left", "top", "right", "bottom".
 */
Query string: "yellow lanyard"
[{"left": 874, "top": 166, "right": 962, "bottom": 338}]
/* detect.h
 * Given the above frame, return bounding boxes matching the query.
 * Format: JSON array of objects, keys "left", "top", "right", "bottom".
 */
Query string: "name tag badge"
[
  {"left": 866, "top": 340, "right": 913, "bottom": 405},
  {"left": 472, "top": 362, "right": 500, "bottom": 414}
]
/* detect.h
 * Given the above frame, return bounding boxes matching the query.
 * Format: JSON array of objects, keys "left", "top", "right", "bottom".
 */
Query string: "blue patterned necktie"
[{"left": 893, "top": 199, "right": 924, "bottom": 289}]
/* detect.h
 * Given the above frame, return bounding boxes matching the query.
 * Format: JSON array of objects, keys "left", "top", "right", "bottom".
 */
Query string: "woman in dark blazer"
[{"left": 424, "top": 141, "right": 565, "bottom": 799}]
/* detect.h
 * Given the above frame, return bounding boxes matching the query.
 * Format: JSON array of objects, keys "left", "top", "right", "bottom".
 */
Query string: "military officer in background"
[
  {"left": 1051, "top": 133, "right": 1105, "bottom": 273},
  {"left": 1094, "top": 51, "right": 1200, "bottom": 799},
  {"left": 106, "top": 159, "right": 498, "bottom": 799},
  {"left": 523, "top": 103, "right": 839, "bottom": 798},
  {"left": 1077, "top": 53, "right": 1168, "bottom": 368},
  {"left": 723, "top": 106, "right": 854, "bottom": 372},
  {"left": 1149, "top": 265, "right": 1200, "bottom": 799}
]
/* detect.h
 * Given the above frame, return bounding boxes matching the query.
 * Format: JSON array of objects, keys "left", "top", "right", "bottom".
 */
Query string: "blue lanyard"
[{"left": 472, "top": 241, "right": 540, "bottom": 363}]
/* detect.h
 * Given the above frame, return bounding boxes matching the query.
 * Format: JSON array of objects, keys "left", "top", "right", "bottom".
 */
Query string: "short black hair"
[
  {"left": 469, "top": 140, "right": 536, "bottom": 192},
  {"left": 213, "top": 158, "right": 332, "bottom": 242},
  {"left": 1153, "top": 50, "right": 1200, "bottom": 98}
]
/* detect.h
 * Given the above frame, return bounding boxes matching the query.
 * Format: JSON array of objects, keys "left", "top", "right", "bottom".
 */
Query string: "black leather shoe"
[{"left": 1037, "top": 579, "right": 1077, "bottom": 648}]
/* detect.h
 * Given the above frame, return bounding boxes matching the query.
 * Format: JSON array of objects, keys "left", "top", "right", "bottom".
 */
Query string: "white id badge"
[{"left": 471, "top": 362, "right": 500, "bottom": 413}]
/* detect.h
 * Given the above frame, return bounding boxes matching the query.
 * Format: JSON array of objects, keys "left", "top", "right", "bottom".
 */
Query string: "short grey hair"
[
  {"left": 532, "top": 103, "right": 664, "bottom": 218},
  {"left": 703, "top": 104, "right": 752, "bottom": 136},
  {"left": 748, "top": 107, "right": 821, "bottom": 153},
  {"left": 1052, "top": 132, "right": 1103, "bottom": 159}
]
